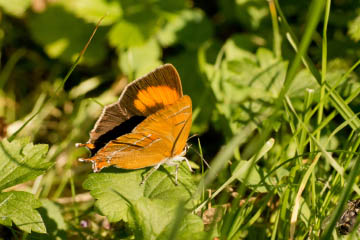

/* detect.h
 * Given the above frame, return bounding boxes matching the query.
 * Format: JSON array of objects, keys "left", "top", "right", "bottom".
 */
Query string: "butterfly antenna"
[
  {"left": 186, "top": 135, "right": 211, "bottom": 169},
  {"left": 187, "top": 133, "right": 199, "bottom": 141}
]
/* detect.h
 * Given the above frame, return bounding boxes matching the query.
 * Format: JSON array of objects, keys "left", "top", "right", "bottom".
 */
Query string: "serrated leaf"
[
  {"left": 0, "top": 138, "right": 50, "bottom": 191},
  {"left": 0, "top": 191, "right": 46, "bottom": 233},
  {"left": 223, "top": 34, "right": 258, "bottom": 61},
  {"left": 28, "top": 199, "right": 67, "bottom": 239},
  {"left": 28, "top": 5, "right": 108, "bottom": 65},
  {"left": 83, "top": 164, "right": 197, "bottom": 222},
  {"left": 208, "top": 45, "right": 288, "bottom": 136}
]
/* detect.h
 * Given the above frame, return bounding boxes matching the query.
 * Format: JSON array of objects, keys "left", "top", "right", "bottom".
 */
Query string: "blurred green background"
[{"left": 2, "top": 0, "right": 360, "bottom": 154}]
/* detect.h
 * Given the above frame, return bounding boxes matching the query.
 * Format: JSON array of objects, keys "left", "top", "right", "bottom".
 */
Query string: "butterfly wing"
[
  {"left": 82, "top": 96, "right": 192, "bottom": 171},
  {"left": 87, "top": 64, "right": 183, "bottom": 150}
]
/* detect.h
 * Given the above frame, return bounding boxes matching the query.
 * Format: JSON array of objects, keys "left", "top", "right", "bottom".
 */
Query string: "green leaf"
[
  {"left": 288, "top": 69, "right": 318, "bottom": 97},
  {"left": 289, "top": 59, "right": 359, "bottom": 99},
  {"left": 83, "top": 164, "right": 197, "bottom": 222},
  {"left": 0, "top": 0, "right": 31, "bottom": 17},
  {"left": 0, "top": 138, "right": 50, "bottom": 191},
  {"left": 128, "top": 198, "right": 204, "bottom": 240},
  {"left": 61, "top": 0, "right": 122, "bottom": 25},
  {"left": 0, "top": 191, "right": 46, "bottom": 233},
  {"left": 108, "top": 10, "right": 159, "bottom": 49},
  {"left": 158, "top": 214, "right": 205, "bottom": 240},
  {"left": 0, "top": 214, "right": 11, "bottom": 227},
  {"left": 211, "top": 46, "right": 287, "bottom": 135},
  {"left": 222, "top": 35, "right": 258, "bottom": 66},
  {"left": 28, "top": 199, "right": 67, "bottom": 239},
  {"left": 108, "top": 21, "right": 147, "bottom": 48},
  {"left": 29, "top": 5, "right": 108, "bottom": 65},
  {"left": 348, "top": 14, "right": 360, "bottom": 42},
  {"left": 129, "top": 198, "right": 174, "bottom": 239},
  {"left": 158, "top": 9, "right": 213, "bottom": 49},
  {"left": 119, "top": 38, "right": 162, "bottom": 79}
]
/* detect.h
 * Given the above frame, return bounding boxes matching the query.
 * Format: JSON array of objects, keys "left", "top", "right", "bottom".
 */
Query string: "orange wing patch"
[{"left": 133, "top": 86, "right": 180, "bottom": 113}]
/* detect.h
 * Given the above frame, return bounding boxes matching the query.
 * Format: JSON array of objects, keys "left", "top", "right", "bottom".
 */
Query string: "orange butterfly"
[{"left": 77, "top": 64, "right": 193, "bottom": 184}]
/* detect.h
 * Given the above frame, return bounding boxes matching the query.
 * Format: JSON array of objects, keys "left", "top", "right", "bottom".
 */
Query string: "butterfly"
[{"left": 77, "top": 64, "right": 193, "bottom": 184}]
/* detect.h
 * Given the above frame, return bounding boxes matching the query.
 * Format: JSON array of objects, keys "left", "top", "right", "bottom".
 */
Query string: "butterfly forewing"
[
  {"left": 83, "top": 96, "right": 192, "bottom": 171},
  {"left": 87, "top": 64, "right": 183, "bottom": 150}
]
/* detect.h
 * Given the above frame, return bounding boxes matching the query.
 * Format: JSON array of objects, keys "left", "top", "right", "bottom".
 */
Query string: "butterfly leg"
[
  {"left": 184, "top": 158, "right": 193, "bottom": 172},
  {"left": 167, "top": 156, "right": 193, "bottom": 185},
  {"left": 140, "top": 164, "right": 161, "bottom": 185},
  {"left": 169, "top": 156, "right": 193, "bottom": 172},
  {"left": 175, "top": 158, "right": 193, "bottom": 185}
]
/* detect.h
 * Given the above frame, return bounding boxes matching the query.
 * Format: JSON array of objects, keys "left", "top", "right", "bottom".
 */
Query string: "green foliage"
[
  {"left": 232, "top": 160, "right": 272, "bottom": 193},
  {"left": 83, "top": 164, "right": 197, "bottom": 222},
  {"left": 61, "top": 0, "right": 123, "bottom": 25},
  {"left": 220, "top": 0, "right": 269, "bottom": 30},
  {"left": 0, "top": 138, "right": 50, "bottom": 234},
  {"left": 2, "top": 0, "right": 360, "bottom": 239},
  {"left": 0, "top": 138, "right": 50, "bottom": 191},
  {"left": 28, "top": 5, "right": 108, "bottom": 65},
  {"left": 83, "top": 164, "right": 203, "bottom": 238},
  {"left": 118, "top": 38, "right": 162, "bottom": 79},
  {"left": 0, "top": 191, "right": 46, "bottom": 233},
  {"left": 159, "top": 9, "right": 213, "bottom": 49},
  {"left": 128, "top": 198, "right": 204, "bottom": 240},
  {"left": 0, "top": 0, "right": 31, "bottom": 17},
  {"left": 28, "top": 199, "right": 67, "bottom": 239},
  {"left": 204, "top": 42, "right": 288, "bottom": 136},
  {"left": 348, "top": 14, "right": 360, "bottom": 42},
  {"left": 109, "top": 20, "right": 153, "bottom": 48}
]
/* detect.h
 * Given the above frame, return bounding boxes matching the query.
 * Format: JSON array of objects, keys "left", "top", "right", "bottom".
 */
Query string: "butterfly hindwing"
[{"left": 82, "top": 96, "right": 192, "bottom": 171}]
